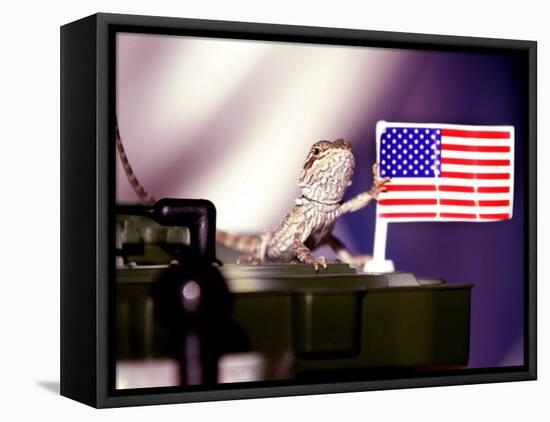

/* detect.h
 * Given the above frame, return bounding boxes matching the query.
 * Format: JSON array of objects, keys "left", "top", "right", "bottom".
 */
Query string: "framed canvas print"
[{"left": 60, "top": 13, "right": 537, "bottom": 408}]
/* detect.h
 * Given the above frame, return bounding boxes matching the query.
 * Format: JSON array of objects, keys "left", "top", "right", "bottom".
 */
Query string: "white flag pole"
[
  {"left": 363, "top": 120, "right": 395, "bottom": 273},
  {"left": 364, "top": 213, "right": 395, "bottom": 273}
]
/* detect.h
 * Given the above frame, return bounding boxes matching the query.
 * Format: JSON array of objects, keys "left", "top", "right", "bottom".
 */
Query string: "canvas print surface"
[{"left": 114, "top": 32, "right": 527, "bottom": 390}]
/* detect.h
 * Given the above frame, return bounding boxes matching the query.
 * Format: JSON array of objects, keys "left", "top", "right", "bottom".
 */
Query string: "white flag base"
[{"left": 363, "top": 259, "right": 395, "bottom": 274}]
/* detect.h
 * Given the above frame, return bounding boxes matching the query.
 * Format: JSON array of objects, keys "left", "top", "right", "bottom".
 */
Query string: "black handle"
[{"left": 117, "top": 198, "right": 217, "bottom": 263}]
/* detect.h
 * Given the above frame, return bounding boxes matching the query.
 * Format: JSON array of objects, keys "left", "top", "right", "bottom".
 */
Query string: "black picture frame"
[{"left": 60, "top": 12, "right": 537, "bottom": 408}]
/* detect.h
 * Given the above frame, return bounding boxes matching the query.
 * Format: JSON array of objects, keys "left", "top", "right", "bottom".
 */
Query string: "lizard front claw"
[
  {"left": 303, "top": 255, "right": 327, "bottom": 272},
  {"left": 369, "top": 163, "right": 391, "bottom": 200}
]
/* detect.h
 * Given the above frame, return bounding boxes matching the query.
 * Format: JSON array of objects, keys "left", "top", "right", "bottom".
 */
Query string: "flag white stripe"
[
  {"left": 381, "top": 177, "right": 511, "bottom": 187},
  {"left": 441, "top": 150, "right": 512, "bottom": 160},
  {"left": 440, "top": 164, "right": 511, "bottom": 173},
  {"left": 441, "top": 137, "right": 511, "bottom": 147}
]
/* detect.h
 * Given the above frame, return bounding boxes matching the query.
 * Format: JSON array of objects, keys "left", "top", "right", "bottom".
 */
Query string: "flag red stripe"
[
  {"left": 380, "top": 199, "right": 509, "bottom": 207},
  {"left": 442, "top": 144, "right": 510, "bottom": 153},
  {"left": 478, "top": 200, "right": 510, "bottom": 206},
  {"left": 440, "top": 213, "right": 477, "bottom": 219},
  {"left": 479, "top": 213, "right": 509, "bottom": 220},
  {"left": 384, "top": 185, "right": 503, "bottom": 193},
  {"left": 379, "top": 212, "right": 437, "bottom": 218},
  {"left": 385, "top": 185, "right": 437, "bottom": 191},
  {"left": 438, "top": 185, "right": 475, "bottom": 192},
  {"left": 477, "top": 186, "right": 510, "bottom": 193},
  {"left": 440, "top": 199, "right": 476, "bottom": 206},
  {"left": 441, "top": 128, "right": 511, "bottom": 139},
  {"left": 441, "top": 157, "right": 510, "bottom": 166},
  {"left": 379, "top": 199, "right": 437, "bottom": 206},
  {"left": 441, "top": 171, "right": 510, "bottom": 180}
]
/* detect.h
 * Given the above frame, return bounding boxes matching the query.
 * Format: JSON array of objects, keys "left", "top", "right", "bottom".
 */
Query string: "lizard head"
[{"left": 298, "top": 139, "right": 355, "bottom": 204}]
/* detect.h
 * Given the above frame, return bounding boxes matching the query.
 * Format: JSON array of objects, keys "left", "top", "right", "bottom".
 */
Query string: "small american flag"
[{"left": 376, "top": 122, "right": 514, "bottom": 222}]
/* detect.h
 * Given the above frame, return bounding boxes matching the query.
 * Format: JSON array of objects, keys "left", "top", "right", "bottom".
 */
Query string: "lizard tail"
[
  {"left": 216, "top": 230, "right": 259, "bottom": 254},
  {"left": 116, "top": 122, "right": 156, "bottom": 206}
]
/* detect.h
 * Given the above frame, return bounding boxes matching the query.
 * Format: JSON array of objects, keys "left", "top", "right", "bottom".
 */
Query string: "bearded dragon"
[
  {"left": 116, "top": 127, "right": 389, "bottom": 270},
  {"left": 216, "top": 139, "right": 389, "bottom": 270}
]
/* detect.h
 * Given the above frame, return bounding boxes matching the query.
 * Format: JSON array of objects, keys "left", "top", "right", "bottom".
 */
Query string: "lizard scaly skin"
[{"left": 217, "top": 139, "right": 390, "bottom": 270}]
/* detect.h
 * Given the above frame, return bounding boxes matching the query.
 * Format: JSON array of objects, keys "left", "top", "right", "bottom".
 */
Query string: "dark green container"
[{"left": 116, "top": 263, "right": 472, "bottom": 380}]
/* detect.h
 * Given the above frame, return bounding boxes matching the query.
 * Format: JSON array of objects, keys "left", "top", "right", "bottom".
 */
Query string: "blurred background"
[{"left": 116, "top": 32, "right": 528, "bottom": 370}]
